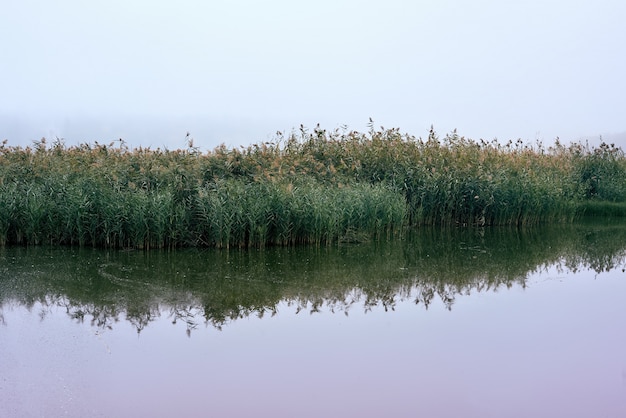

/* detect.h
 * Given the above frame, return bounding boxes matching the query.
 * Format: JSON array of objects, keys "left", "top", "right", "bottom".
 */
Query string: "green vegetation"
[{"left": 1, "top": 126, "right": 625, "bottom": 248}]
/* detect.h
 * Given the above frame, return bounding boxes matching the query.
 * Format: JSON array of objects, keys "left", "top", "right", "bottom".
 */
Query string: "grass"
[
  {"left": 0, "top": 126, "right": 625, "bottom": 248},
  {"left": 576, "top": 200, "right": 626, "bottom": 217}
]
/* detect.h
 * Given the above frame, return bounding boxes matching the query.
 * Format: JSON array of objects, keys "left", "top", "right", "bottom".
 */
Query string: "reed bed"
[{"left": 0, "top": 126, "right": 624, "bottom": 248}]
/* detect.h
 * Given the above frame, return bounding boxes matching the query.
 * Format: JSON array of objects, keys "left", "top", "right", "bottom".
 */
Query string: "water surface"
[{"left": 1, "top": 221, "right": 626, "bottom": 417}]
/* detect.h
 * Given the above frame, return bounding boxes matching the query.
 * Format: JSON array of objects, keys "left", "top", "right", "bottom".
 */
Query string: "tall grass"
[{"left": 0, "top": 127, "right": 624, "bottom": 248}]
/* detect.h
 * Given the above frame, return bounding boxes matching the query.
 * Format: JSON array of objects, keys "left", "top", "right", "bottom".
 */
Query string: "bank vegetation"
[{"left": 1, "top": 125, "right": 624, "bottom": 248}]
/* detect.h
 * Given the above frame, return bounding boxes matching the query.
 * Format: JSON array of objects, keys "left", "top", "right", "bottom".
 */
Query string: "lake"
[{"left": 1, "top": 220, "right": 625, "bottom": 417}]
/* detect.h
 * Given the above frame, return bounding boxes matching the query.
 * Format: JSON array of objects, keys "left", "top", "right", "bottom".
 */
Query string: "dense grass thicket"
[{"left": 1, "top": 125, "right": 625, "bottom": 248}]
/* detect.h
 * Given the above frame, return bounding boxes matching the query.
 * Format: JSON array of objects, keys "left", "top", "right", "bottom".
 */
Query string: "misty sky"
[{"left": 1, "top": 0, "right": 625, "bottom": 150}]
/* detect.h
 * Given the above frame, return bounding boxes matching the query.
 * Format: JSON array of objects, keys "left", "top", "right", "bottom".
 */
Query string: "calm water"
[{"left": 1, "top": 221, "right": 626, "bottom": 417}]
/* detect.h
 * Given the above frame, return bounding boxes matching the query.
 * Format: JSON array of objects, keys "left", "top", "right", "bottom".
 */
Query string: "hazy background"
[{"left": 1, "top": 0, "right": 625, "bottom": 151}]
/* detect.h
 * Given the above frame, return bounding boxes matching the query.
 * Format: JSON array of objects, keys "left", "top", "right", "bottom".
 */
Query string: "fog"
[{"left": 2, "top": 0, "right": 625, "bottom": 150}]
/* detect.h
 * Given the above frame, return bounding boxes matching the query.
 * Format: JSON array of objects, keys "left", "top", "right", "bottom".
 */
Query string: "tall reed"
[{"left": 0, "top": 127, "right": 624, "bottom": 248}]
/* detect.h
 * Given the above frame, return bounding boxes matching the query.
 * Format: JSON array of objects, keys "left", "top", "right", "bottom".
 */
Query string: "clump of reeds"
[{"left": 0, "top": 126, "right": 624, "bottom": 248}]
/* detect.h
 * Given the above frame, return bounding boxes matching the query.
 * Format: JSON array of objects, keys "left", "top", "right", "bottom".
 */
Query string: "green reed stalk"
[{"left": 0, "top": 127, "right": 624, "bottom": 248}]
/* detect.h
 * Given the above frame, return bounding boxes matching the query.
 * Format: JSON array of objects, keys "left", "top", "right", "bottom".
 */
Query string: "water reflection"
[{"left": 1, "top": 219, "right": 625, "bottom": 335}]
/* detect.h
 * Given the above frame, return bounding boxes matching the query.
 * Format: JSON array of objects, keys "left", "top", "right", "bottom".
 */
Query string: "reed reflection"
[{"left": 1, "top": 220, "right": 625, "bottom": 335}]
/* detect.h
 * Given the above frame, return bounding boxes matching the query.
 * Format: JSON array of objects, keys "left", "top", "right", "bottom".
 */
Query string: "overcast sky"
[{"left": 1, "top": 0, "right": 625, "bottom": 150}]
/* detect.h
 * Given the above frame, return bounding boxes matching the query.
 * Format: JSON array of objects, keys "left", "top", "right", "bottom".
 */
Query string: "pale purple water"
[{"left": 1, "top": 263, "right": 625, "bottom": 417}]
